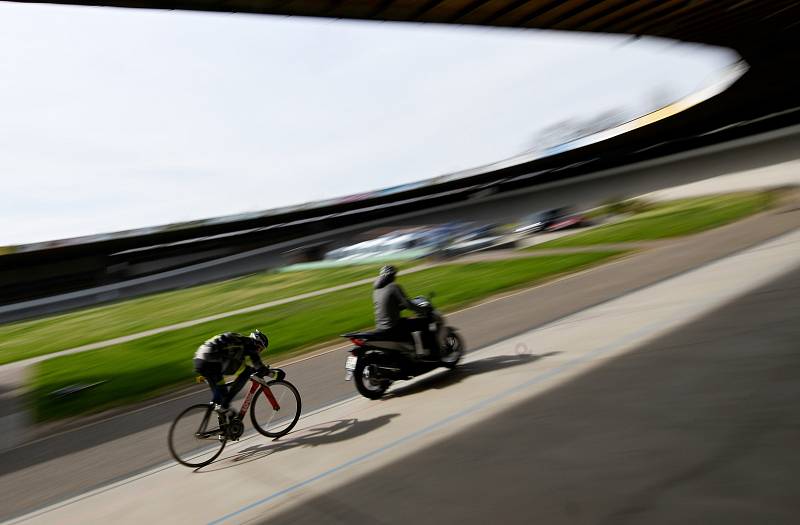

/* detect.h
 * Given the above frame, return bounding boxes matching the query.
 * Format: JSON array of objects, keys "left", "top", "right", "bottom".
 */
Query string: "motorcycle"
[{"left": 341, "top": 294, "right": 465, "bottom": 399}]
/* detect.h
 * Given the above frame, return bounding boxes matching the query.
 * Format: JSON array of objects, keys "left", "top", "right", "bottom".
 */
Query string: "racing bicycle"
[{"left": 168, "top": 368, "right": 301, "bottom": 468}]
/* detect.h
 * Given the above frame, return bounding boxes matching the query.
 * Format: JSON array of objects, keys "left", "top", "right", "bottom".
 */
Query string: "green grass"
[
  {"left": 0, "top": 262, "right": 417, "bottom": 366},
  {"left": 29, "top": 252, "right": 624, "bottom": 421},
  {"left": 530, "top": 191, "right": 775, "bottom": 248}
]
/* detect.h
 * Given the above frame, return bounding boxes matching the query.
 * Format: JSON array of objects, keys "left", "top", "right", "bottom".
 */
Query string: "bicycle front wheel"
[
  {"left": 250, "top": 380, "right": 302, "bottom": 438},
  {"left": 168, "top": 404, "right": 227, "bottom": 468}
]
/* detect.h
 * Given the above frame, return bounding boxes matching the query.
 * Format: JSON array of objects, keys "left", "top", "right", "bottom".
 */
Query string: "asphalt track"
[
  {"left": 1, "top": 201, "right": 799, "bottom": 522},
  {"left": 259, "top": 236, "right": 800, "bottom": 525},
  {"left": 7, "top": 218, "right": 800, "bottom": 525}
]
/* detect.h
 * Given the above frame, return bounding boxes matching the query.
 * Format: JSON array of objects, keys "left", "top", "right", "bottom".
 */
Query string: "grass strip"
[
  {"left": 0, "top": 262, "right": 416, "bottom": 365},
  {"left": 30, "top": 252, "right": 624, "bottom": 421},
  {"left": 530, "top": 191, "right": 775, "bottom": 249}
]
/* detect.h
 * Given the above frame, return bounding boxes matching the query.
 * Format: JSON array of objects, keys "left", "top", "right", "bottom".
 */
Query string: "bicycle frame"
[{"left": 237, "top": 375, "right": 281, "bottom": 419}]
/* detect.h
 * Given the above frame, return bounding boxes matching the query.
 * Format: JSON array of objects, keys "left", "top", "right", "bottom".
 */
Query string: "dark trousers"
[
  {"left": 194, "top": 359, "right": 253, "bottom": 409},
  {"left": 393, "top": 317, "right": 438, "bottom": 356}
]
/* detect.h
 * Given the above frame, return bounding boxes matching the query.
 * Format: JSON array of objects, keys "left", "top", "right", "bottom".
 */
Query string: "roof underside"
[{"left": 12, "top": 0, "right": 800, "bottom": 53}]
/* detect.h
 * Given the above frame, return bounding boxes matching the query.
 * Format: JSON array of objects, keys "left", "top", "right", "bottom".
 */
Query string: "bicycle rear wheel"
[
  {"left": 168, "top": 404, "right": 227, "bottom": 468},
  {"left": 250, "top": 380, "right": 302, "bottom": 438}
]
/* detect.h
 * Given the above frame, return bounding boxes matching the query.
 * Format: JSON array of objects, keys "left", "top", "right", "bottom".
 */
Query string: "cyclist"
[
  {"left": 373, "top": 265, "right": 437, "bottom": 356},
  {"left": 194, "top": 329, "right": 272, "bottom": 418}
]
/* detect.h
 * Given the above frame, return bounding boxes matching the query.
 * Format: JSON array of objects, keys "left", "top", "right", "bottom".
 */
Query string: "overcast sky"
[{"left": 0, "top": 2, "right": 738, "bottom": 245}]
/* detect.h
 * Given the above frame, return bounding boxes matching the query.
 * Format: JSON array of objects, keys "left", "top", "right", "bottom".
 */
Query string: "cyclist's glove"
[{"left": 255, "top": 365, "right": 285, "bottom": 381}]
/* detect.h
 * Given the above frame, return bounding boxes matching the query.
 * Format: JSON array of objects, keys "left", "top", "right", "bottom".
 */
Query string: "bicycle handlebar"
[{"left": 196, "top": 366, "right": 287, "bottom": 388}]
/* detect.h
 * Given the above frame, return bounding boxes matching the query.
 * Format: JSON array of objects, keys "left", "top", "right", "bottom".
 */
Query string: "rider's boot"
[{"left": 411, "top": 331, "right": 429, "bottom": 357}]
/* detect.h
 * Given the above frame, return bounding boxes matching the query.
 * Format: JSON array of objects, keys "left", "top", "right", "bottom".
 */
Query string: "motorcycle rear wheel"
[
  {"left": 354, "top": 355, "right": 391, "bottom": 399},
  {"left": 441, "top": 329, "right": 464, "bottom": 369}
]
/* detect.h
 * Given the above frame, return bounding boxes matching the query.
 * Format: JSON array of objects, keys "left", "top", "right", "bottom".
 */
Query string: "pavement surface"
[
  {"left": 1, "top": 198, "right": 800, "bottom": 521},
  {"left": 6, "top": 219, "right": 800, "bottom": 525}
]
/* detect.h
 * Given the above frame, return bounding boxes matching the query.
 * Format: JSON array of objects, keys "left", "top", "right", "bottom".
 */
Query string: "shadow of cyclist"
[
  {"left": 385, "top": 352, "right": 561, "bottom": 399},
  {"left": 200, "top": 413, "right": 400, "bottom": 472}
]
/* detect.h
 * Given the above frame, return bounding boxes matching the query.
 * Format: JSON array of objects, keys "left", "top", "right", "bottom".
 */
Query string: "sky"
[{"left": 0, "top": 2, "right": 739, "bottom": 246}]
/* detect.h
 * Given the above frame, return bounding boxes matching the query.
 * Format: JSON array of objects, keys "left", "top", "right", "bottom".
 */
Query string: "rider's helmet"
[
  {"left": 249, "top": 329, "right": 269, "bottom": 352},
  {"left": 379, "top": 265, "right": 397, "bottom": 282}
]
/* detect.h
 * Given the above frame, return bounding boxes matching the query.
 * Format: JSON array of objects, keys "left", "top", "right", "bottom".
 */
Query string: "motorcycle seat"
[
  {"left": 343, "top": 329, "right": 410, "bottom": 343},
  {"left": 343, "top": 330, "right": 381, "bottom": 338}
]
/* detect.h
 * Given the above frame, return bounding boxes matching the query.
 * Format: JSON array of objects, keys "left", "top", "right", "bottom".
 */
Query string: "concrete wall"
[{"left": 385, "top": 125, "right": 800, "bottom": 228}]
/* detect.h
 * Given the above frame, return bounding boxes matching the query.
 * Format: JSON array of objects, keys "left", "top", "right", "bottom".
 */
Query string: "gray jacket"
[{"left": 373, "top": 274, "right": 425, "bottom": 330}]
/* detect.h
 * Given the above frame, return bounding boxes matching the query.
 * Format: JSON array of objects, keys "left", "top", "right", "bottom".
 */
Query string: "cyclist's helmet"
[
  {"left": 379, "top": 265, "right": 397, "bottom": 281},
  {"left": 249, "top": 329, "right": 269, "bottom": 352}
]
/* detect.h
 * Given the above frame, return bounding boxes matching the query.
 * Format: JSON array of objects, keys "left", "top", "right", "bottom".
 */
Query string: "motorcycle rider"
[
  {"left": 194, "top": 329, "right": 272, "bottom": 418},
  {"left": 373, "top": 265, "right": 438, "bottom": 357}
]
